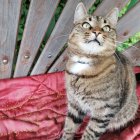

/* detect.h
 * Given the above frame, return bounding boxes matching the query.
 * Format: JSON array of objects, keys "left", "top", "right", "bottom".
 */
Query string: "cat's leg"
[
  {"left": 81, "top": 116, "right": 110, "bottom": 140},
  {"left": 81, "top": 105, "right": 118, "bottom": 140},
  {"left": 61, "top": 102, "right": 86, "bottom": 140}
]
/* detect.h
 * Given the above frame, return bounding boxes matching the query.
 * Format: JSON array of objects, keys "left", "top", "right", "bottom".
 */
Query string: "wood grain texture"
[
  {"left": 122, "top": 42, "right": 140, "bottom": 66},
  {"left": 0, "top": 0, "right": 22, "bottom": 79},
  {"left": 31, "top": 0, "right": 95, "bottom": 75},
  {"left": 117, "top": 2, "right": 140, "bottom": 42},
  {"left": 48, "top": 49, "right": 68, "bottom": 73},
  {"left": 14, "top": 0, "right": 60, "bottom": 78},
  {"left": 94, "top": 0, "right": 129, "bottom": 16}
]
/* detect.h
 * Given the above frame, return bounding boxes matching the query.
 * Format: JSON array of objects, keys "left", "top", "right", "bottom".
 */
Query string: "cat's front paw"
[
  {"left": 60, "top": 133, "right": 74, "bottom": 140},
  {"left": 81, "top": 135, "right": 99, "bottom": 140}
]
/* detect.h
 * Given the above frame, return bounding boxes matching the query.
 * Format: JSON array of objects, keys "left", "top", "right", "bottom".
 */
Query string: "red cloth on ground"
[{"left": 0, "top": 67, "right": 139, "bottom": 140}]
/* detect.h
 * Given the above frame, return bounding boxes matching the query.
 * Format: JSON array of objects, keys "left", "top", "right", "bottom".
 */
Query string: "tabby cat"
[{"left": 61, "top": 3, "right": 138, "bottom": 140}]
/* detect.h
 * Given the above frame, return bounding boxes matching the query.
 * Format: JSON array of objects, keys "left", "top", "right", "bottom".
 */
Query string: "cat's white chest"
[
  {"left": 70, "top": 56, "right": 91, "bottom": 73},
  {"left": 70, "top": 63, "right": 89, "bottom": 73}
]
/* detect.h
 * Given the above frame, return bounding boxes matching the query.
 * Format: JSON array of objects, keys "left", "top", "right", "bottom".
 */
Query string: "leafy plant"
[{"left": 117, "top": 32, "right": 140, "bottom": 52}]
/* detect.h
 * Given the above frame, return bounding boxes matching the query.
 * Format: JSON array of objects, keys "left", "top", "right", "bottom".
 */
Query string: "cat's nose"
[
  {"left": 92, "top": 31, "right": 101, "bottom": 37},
  {"left": 92, "top": 26, "right": 102, "bottom": 37}
]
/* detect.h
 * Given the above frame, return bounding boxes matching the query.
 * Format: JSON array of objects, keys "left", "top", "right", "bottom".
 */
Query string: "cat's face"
[{"left": 68, "top": 3, "right": 119, "bottom": 57}]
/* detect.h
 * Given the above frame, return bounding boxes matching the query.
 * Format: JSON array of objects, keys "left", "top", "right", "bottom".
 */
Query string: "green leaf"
[
  {"left": 18, "top": 26, "right": 24, "bottom": 34},
  {"left": 127, "top": 0, "right": 138, "bottom": 10},
  {"left": 17, "top": 34, "right": 22, "bottom": 41}
]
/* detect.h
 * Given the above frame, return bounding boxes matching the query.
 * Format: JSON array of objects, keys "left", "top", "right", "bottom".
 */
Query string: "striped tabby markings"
[
  {"left": 82, "top": 117, "right": 109, "bottom": 140},
  {"left": 61, "top": 103, "right": 86, "bottom": 140},
  {"left": 69, "top": 101, "right": 86, "bottom": 117},
  {"left": 68, "top": 112, "right": 83, "bottom": 124},
  {"left": 62, "top": 113, "right": 80, "bottom": 140}
]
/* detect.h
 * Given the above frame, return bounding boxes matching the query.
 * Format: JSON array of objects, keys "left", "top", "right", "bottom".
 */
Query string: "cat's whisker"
[
  {"left": 114, "top": 40, "right": 123, "bottom": 43},
  {"left": 106, "top": 38, "right": 139, "bottom": 50},
  {"left": 122, "top": 49, "right": 129, "bottom": 54},
  {"left": 106, "top": 40, "right": 117, "bottom": 47},
  {"left": 106, "top": 38, "right": 126, "bottom": 45},
  {"left": 115, "top": 40, "right": 139, "bottom": 50},
  {"left": 115, "top": 41, "right": 139, "bottom": 50},
  {"left": 105, "top": 37, "right": 116, "bottom": 42},
  {"left": 105, "top": 38, "right": 128, "bottom": 45},
  {"left": 129, "top": 45, "right": 138, "bottom": 49},
  {"left": 49, "top": 34, "right": 70, "bottom": 42},
  {"left": 115, "top": 40, "right": 131, "bottom": 46},
  {"left": 121, "top": 45, "right": 138, "bottom": 56},
  {"left": 114, "top": 52, "right": 122, "bottom": 65},
  {"left": 55, "top": 34, "right": 70, "bottom": 38}
]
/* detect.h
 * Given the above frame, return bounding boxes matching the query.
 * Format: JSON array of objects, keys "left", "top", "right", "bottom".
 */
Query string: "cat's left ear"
[
  {"left": 106, "top": 8, "right": 119, "bottom": 27},
  {"left": 74, "top": 2, "right": 87, "bottom": 24}
]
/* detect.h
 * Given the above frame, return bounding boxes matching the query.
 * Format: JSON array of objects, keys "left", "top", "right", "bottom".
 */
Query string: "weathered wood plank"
[
  {"left": 94, "top": 0, "right": 129, "bottom": 16},
  {"left": 48, "top": 49, "right": 68, "bottom": 73},
  {"left": 47, "top": 0, "right": 131, "bottom": 73},
  {"left": 122, "top": 42, "right": 140, "bottom": 66},
  {"left": 117, "top": 2, "right": 140, "bottom": 42},
  {"left": 0, "top": 0, "right": 22, "bottom": 79},
  {"left": 14, "top": 0, "right": 60, "bottom": 78},
  {"left": 31, "top": 0, "right": 95, "bottom": 75}
]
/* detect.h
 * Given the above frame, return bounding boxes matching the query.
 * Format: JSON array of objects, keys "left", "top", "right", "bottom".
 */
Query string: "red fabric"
[
  {"left": 134, "top": 67, "right": 140, "bottom": 74},
  {"left": 0, "top": 67, "right": 139, "bottom": 140}
]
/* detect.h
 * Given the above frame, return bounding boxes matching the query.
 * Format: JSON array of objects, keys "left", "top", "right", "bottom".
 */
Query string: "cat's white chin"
[{"left": 79, "top": 42, "right": 105, "bottom": 54}]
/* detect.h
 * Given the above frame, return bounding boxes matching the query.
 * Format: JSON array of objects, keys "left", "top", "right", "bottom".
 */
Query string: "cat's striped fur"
[{"left": 61, "top": 3, "right": 138, "bottom": 140}]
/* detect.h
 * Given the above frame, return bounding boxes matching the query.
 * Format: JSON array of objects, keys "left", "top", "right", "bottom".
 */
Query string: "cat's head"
[{"left": 68, "top": 3, "right": 119, "bottom": 57}]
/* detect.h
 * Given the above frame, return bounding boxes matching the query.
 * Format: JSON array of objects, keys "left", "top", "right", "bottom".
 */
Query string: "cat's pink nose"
[
  {"left": 92, "top": 27, "right": 101, "bottom": 37},
  {"left": 92, "top": 31, "right": 101, "bottom": 37}
]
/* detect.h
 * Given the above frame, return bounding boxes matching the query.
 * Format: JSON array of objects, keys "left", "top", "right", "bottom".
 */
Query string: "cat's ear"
[
  {"left": 106, "top": 8, "right": 119, "bottom": 27},
  {"left": 74, "top": 2, "right": 87, "bottom": 24}
]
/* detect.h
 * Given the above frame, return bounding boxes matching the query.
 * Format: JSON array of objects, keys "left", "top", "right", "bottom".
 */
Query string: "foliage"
[{"left": 117, "top": 32, "right": 140, "bottom": 52}]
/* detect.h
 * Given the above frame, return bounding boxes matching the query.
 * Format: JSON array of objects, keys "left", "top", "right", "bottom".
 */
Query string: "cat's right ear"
[
  {"left": 74, "top": 2, "right": 87, "bottom": 24},
  {"left": 105, "top": 8, "right": 119, "bottom": 27}
]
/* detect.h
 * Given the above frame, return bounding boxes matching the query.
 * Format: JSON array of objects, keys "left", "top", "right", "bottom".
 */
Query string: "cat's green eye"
[
  {"left": 102, "top": 25, "right": 110, "bottom": 32},
  {"left": 82, "top": 22, "right": 91, "bottom": 29}
]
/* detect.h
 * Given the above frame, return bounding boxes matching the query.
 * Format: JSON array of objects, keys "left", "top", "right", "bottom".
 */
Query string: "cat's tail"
[
  {"left": 108, "top": 91, "right": 138, "bottom": 130},
  {"left": 108, "top": 59, "right": 139, "bottom": 130}
]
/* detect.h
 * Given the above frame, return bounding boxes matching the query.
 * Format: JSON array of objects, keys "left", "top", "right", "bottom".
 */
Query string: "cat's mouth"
[{"left": 87, "top": 39, "right": 101, "bottom": 46}]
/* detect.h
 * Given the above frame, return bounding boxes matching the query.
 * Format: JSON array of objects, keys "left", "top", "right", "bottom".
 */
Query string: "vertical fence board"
[
  {"left": 31, "top": 0, "right": 95, "bottom": 75},
  {"left": 14, "top": 0, "right": 60, "bottom": 78},
  {"left": 0, "top": 0, "right": 22, "bottom": 79}
]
